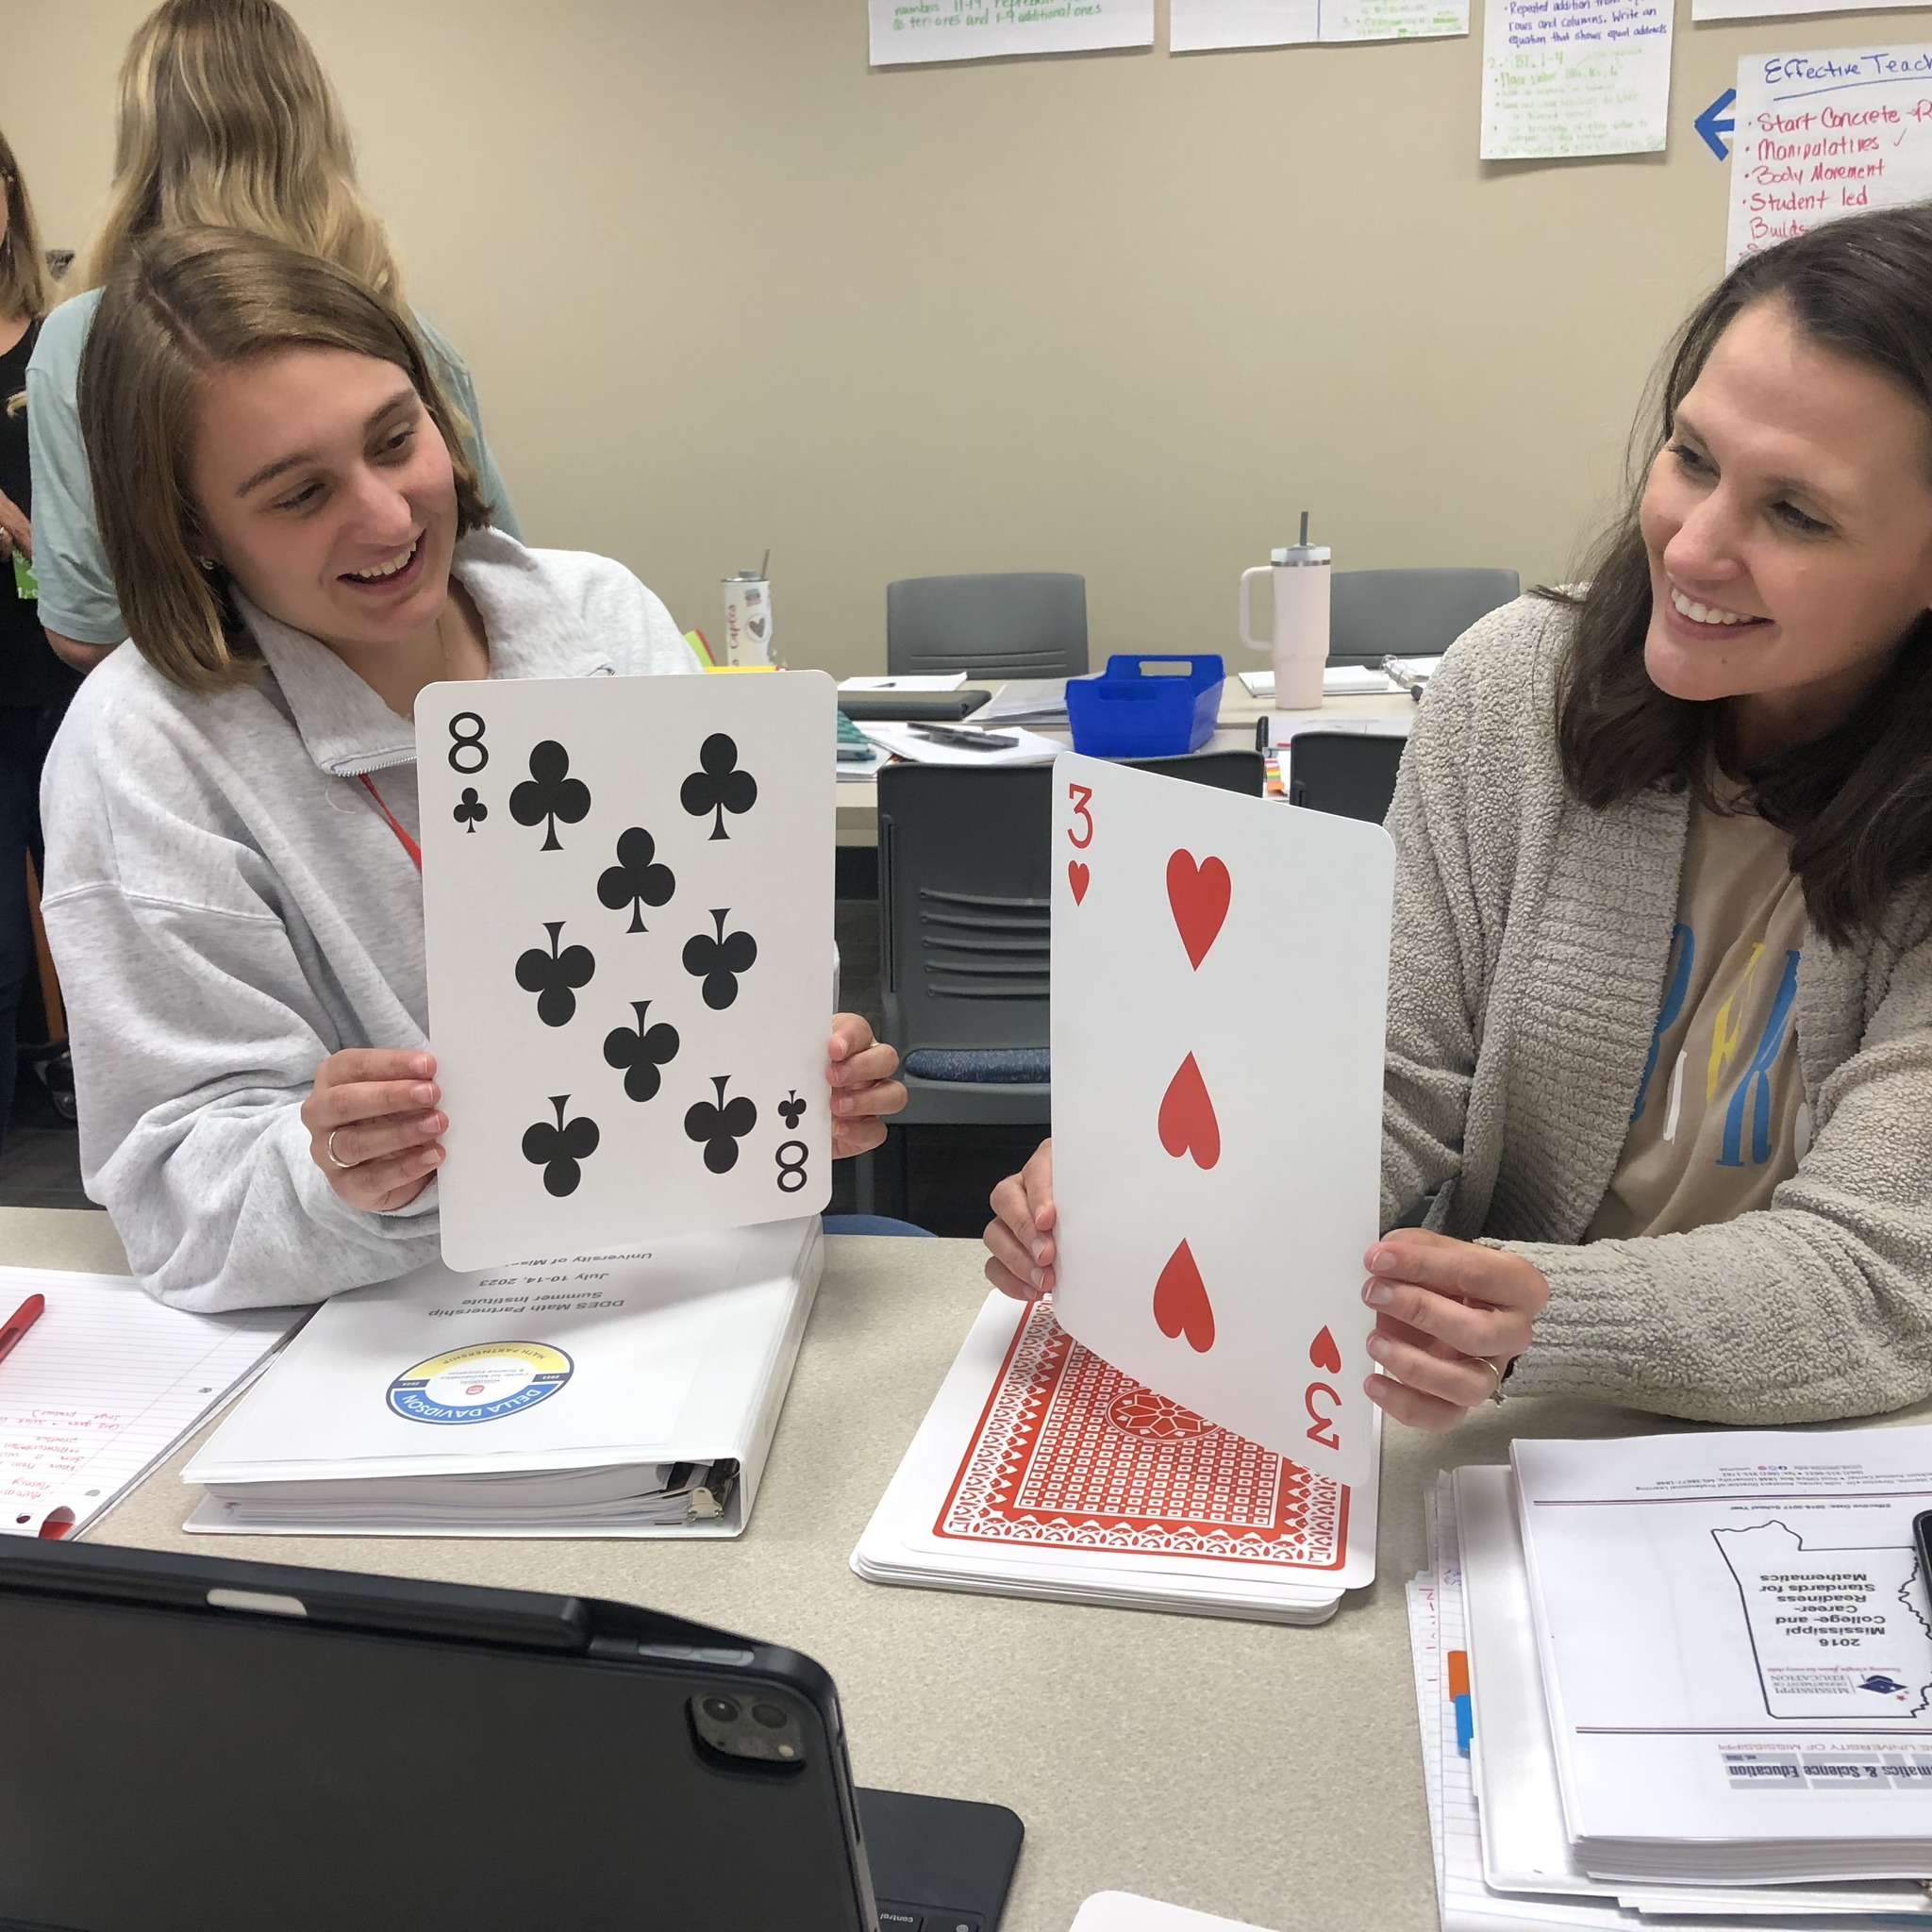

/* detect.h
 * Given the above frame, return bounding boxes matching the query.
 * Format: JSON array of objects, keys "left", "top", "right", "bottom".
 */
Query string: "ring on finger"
[
  {"left": 325, "top": 1128, "right": 359, "bottom": 1172},
  {"left": 1474, "top": 1355, "right": 1507, "bottom": 1406}
]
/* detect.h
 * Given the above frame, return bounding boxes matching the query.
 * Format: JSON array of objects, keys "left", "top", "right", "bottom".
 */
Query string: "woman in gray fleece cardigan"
[{"left": 987, "top": 207, "right": 1932, "bottom": 1431}]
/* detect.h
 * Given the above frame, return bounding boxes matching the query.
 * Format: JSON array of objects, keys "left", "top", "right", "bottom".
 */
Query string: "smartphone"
[{"left": 1915, "top": 1508, "right": 1932, "bottom": 1594}]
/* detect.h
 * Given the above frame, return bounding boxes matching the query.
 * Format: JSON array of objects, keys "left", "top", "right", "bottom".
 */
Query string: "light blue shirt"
[{"left": 25, "top": 288, "right": 521, "bottom": 645}]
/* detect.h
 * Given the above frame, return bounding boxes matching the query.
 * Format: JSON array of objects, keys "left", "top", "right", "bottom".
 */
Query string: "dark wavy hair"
[{"left": 1552, "top": 205, "right": 1932, "bottom": 947}]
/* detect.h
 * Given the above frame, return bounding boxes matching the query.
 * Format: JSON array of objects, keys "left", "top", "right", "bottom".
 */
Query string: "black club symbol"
[
  {"left": 515, "top": 921, "right": 596, "bottom": 1027},
  {"left": 684, "top": 1075, "right": 758, "bottom": 1175},
  {"left": 682, "top": 909, "right": 758, "bottom": 1011},
  {"left": 522, "top": 1095, "right": 600, "bottom": 1197},
  {"left": 509, "top": 741, "right": 591, "bottom": 852},
  {"left": 603, "top": 1001, "right": 681, "bottom": 1103},
  {"left": 453, "top": 788, "right": 488, "bottom": 833},
  {"left": 778, "top": 1091, "right": 807, "bottom": 1129},
  {"left": 596, "top": 826, "right": 675, "bottom": 933},
  {"left": 680, "top": 733, "right": 758, "bottom": 841}
]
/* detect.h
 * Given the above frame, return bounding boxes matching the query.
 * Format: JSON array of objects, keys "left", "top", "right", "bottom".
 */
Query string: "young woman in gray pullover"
[
  {"left": 39, "top": 226, "right": 906, "bottom": 1311},
  {"left": 986, "top": 207, "right": 1932, "bottom": 1431}
]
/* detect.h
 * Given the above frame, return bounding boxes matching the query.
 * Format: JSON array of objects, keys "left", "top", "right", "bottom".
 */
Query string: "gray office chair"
[
  {"left": 886, "top": 574, "right": 1089, "bottom": 681},
  {"left": 1287, "top": 733, "right": 1406, "bottom": 824},
  {"left": 876, "top": 750, "right": 1263, "bottom": 1129},
  {"left": 1328, "top": 568, "right": 1519, "bottom": 665}
]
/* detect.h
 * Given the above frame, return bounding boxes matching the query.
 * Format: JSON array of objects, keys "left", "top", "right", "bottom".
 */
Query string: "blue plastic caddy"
[{"left": 1064, "top": 654, "right": 1226, "bottom": 759}]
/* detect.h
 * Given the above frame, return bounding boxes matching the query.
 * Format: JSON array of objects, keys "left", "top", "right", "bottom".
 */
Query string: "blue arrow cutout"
[{"left": 1696, "top": 88, "right": 1737, "bottom": 160}]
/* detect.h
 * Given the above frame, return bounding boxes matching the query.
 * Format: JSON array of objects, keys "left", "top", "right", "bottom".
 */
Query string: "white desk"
[
  {"left": 11, "top": 1206, "right": 1892, "bottom": 1932},
  {"left": 837, "top": 682, "right": 1417, "bottom": 847}
]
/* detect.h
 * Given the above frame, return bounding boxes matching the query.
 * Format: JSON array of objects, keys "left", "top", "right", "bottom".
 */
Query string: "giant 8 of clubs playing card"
[
  {"left": 418, "top": 673, "right": 835, "bottom": 1271},
  {"left": 1050, "top": 753, "right": 1393, "bottom": 1496}
]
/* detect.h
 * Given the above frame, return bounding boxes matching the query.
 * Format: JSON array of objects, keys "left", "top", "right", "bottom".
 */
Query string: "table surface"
[
  {"left": 21, "top": 1206, "right": 1914, "bottom": 1932},
  {"left": 836, "top": 679, "right": 1417, "bottom": 845}
]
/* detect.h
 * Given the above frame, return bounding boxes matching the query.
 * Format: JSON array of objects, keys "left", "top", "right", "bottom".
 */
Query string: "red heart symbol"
[
  {"left": 1166, "top": 851, "right": 1231, "bottom": 970},
  {"left": 1157, "top": 1052, "right": 1220, "bottom": 1170},
  {"left": 1152, "top": 1239, "right": 1216, "bottom": 1353},
  {"left": 1068, "top": 859, "right": 1090, "bottom": 905},
  {"left": 1308, "top": 1325, "right": 1342, "bottom": 1374}
]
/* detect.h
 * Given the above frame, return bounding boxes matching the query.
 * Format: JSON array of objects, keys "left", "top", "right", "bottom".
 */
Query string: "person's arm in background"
[
  {"left": 25, "top": 298, "right": 127, "bottom": 671},
  {"left": 412, "top": 312, "right": 522, "bottom": 541}
]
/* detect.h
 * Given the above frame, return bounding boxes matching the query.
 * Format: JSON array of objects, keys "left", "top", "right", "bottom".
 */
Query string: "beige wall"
[{"left": 7, "top": 0, "right": 1929, "bottom": 675}]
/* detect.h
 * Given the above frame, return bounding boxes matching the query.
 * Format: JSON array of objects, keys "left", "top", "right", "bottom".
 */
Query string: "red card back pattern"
[{"left": 936, "top": 1300, "right": 1350, "bottom": 1571}]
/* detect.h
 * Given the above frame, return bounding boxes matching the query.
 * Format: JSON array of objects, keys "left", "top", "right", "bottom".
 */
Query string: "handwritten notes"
[
  {"left": 1171, "top": 0, "right": 1467, "bottom": 48},
  {"left": 0, "top": 1268, "right": 292, "bottom": 1539},
  {"left": 868, "top": 0, "right": 1154, "bottom": 65},
  {"left": 1726, "top": 45, "right": 1932, "bottom": 266},
  {"left": 1480, "top": 0, "right": 1673, "bottom": 158}
]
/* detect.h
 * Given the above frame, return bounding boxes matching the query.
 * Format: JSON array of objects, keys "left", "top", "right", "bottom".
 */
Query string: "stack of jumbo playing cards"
[{"left": 855, "top": 756, "right": 1392, "bottom": 1624}]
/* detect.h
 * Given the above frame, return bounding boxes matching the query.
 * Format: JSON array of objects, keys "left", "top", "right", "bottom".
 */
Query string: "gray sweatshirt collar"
[{"left": 233, "top": 528, "right": 617, "bottom": 779}]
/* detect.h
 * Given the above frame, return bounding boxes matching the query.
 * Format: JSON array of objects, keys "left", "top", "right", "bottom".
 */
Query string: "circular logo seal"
[
  {"left": 1107, "top": 1389, "right": 1211, "bottom": 1441},
  {"left": 387, "top": 1341, "right": 574, "bottom": 1425}
]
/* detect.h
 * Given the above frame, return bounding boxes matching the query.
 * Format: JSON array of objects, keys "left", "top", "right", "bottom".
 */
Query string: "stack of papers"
[
  {"left": 185, "top": 1219, "right": 822, "bottom": 1539},
  {"left": 1407, "top": 1426, "right": 1932, "bottom": 1930},
  {"left": 974, "top": 678, "right": 1071, "bottom": 726},
  {"left": 0, "top": 1268, "right": 296, "bottom": 1541},
  {"left": 1240, "top": 658, "right": 1441, "bottom": 700},
  {"left": 852, "top": 1291, "right": 1375, "bottom": 1624},
  {"left": 856, "top": 721, "right": 1062, "bottom": 767},
  {"left": 837, "top": 674, "right": 969, "bottom": 692}
]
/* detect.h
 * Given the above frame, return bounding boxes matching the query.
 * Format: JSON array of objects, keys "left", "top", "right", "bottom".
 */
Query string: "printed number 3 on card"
[{"left": 1067, "top": 782, "right": 1093, "bottom": 849}]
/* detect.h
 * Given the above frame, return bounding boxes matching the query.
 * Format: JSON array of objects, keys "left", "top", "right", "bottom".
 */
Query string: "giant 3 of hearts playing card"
[
  {"left": 1050, "top": 753, "right": 1393, "bottom": 1495},
  {"left": 418, "top": 673, "right": 835, "bottom": 1270}
]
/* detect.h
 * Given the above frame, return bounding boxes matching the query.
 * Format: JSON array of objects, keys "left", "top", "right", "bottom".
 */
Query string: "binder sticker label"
[{"left": 387, "top": 1342, "right": 574, "bottom": 1425}]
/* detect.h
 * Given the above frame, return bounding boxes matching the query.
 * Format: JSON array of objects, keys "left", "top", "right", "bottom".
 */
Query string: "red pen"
[{"left": 0, "top": 1294, "right": 45, "bottom": 1367}]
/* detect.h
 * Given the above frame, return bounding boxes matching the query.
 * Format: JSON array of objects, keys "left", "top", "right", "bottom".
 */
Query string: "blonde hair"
[
  {"left": 71, "top": 0, "right": 401, "bottom": 303},
  {"left": 78, "top": 225, "right": 488, "bottom": 695},
  {"left": 0, "top": 124, "right": 54, "bottom": 349}
]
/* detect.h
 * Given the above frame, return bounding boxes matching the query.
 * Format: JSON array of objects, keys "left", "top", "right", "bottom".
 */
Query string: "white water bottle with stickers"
[{"left": 1239, "top": 511, "right": 1330, "bottom": 711}]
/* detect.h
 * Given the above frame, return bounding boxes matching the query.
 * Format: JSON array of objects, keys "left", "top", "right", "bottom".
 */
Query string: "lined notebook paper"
[{"left": 0, "top": 1268, "right": 297, "bottom": 1540}]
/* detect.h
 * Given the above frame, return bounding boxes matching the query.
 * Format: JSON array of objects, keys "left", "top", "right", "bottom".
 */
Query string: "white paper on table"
[
  {"left": 1265, "top": 712, "right": 1413, "bottom": 749},
  {"left": 1171, "top": 0, "right": 1464, "bottom": 50},
  {"left": 0, "top": 1268, "right": 294, "bottom": 1539},
  {"left": 1070, "top": 1893, "right": 1282, "bottom": 1930},
  {"left": 869, "top": 0, "right": 1153, "bottom": 65},
  {"left": 857, "top": 721, "right": 1062, "bottom": 767},
  {"left": 1049, "top": 754, "right": 1391, "bottom": 1493},
  {"left": 417, "top": 673, "right": 835, "bottom": 1271},
  {"left": 1725, "top": 44, "right": 1932, "bottom": 269},
  {"left": 1512, "top": 1427, "right": 1932, "bottom": 1875},
  {"left": 1479, "top": 0, "right": 1672, "bottom": 160},
  {"left": 837, "top": 674, "right": 968, "bottom": 691}
]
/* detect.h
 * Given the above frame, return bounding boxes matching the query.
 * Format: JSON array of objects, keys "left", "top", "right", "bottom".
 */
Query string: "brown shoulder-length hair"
[
  {"left": 0, "top": 124, "right": 55, "bottom": 331},
  {"left": 77, "top": 225, "right": 489, "bottom": 695},
  {"left": 1554, "top": 205, "right": 1932, "bottom": 948}
]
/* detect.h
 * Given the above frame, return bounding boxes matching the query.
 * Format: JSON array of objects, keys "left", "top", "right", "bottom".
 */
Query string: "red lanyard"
[{"left": 358, "top": 774, "right": 422, "bottom": 872}]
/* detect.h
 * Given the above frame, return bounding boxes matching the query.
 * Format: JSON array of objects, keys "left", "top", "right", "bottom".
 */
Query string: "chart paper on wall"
[
  {"left": 869, "top": 0, "right": 1154, "bottom": 66},
  {"left": 1696, "top": 0, "right": 1926, "bottom": 22},
  {"left": 1726, "top": 46, "right": 1932, "bottom": 268},
  {"left": 1479, "top": 0, "right": 1672, "bottom": 159},
  {"left": 1171, "top": 0, "right": 1467, "bottom": 48}
]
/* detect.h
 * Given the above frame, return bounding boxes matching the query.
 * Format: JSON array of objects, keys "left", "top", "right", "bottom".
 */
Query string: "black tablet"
[
  {"left": 0, "top": 1539, "right": 1021, "bottom": 1932},
  {"left": 836, "top": 691, "right": 991, "bottom": 723}
]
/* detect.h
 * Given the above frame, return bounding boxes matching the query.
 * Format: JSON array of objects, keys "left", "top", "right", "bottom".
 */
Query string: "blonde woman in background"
[
  {"left": 27, "top": 0, "right": 518, "bottom": 670},
  {"left": 0, "top": 130, "right": 81, "bottom": 1154}
]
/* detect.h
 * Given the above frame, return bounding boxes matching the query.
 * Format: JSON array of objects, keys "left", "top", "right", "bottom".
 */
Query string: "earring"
[{"left": 194, "top": 556, "right": 216, "bottom": 571}]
